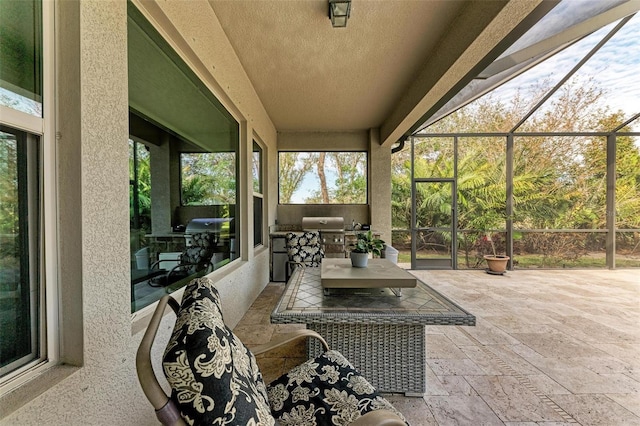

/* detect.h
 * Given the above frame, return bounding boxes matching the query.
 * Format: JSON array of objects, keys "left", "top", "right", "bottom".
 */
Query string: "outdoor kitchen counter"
[
  {"left": 271, "top": 266, "right": 475, "bottom": 396},
  {"left": 144, "top": 233, "right": 187, "bottom": 264}
]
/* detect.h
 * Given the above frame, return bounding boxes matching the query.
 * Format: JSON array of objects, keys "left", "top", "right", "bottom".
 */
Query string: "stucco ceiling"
[
  {"left": 209, "top": 0, "right": 466, "bottom": 132},
  {"left": 209, "top": 0, "right": 555, "bottom": 141}
]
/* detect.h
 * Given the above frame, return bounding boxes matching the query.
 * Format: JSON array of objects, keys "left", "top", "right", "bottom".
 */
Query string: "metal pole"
[
  {"left": 606, "top": 133, "right": 616, "bottom": 269},
  {"left": 453, "top": 136, "right": 458, "bottom": 270},
  {"left": 410, "top": 136, "right": 416, "bottom": 270},
  {"left": 506, "top": 134, "right": 514, "bottom": 270}
]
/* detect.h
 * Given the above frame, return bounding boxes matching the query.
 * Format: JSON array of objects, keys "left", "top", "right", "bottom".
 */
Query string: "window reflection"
[
  {"left": 0, "top": 0, "right": 43, "bottom": 117},
  {"left": 128, "top": 6, "right": 239, "bottom": 312}
]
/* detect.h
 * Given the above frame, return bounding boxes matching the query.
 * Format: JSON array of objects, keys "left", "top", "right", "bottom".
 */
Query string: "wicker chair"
[
  {"left": 284, "top": 231, "right": 324, "bottom": 281},
  {"left": 136, "top": 277, "right": 408, "bottom": 426},
  {"left": 148, "top": 232, "right": 217, "bottom": 287}
]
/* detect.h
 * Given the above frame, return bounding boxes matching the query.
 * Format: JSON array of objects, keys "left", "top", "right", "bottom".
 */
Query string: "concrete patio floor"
[{"left": 233, "top": 267, "right": 639, "bottom": 426}]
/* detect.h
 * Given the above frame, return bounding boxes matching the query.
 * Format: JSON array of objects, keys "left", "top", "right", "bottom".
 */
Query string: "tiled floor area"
[{"left": 233, "top": 266, "right": 640, "bottom": 426}]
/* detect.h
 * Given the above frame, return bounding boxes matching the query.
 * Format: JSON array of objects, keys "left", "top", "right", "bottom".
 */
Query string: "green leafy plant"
[{"left": 351, "top": 230, "right": 385, "bottom": 256}]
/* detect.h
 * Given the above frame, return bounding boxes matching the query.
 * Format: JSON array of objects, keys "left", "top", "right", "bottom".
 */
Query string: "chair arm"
[
  {"left": 249, "top": 329, "right": 329, "bottom": 355},
  {"left": 135, "top": 295, "right": 185, "bottom": 426},
  {"left": 167, "top": 261, "right": 212, "bottom": 277},
  {"left": 349, "top": 409, "right": 407, "bottom": 426},
  {"left": 149, "top": 259, "right": 177, "bottom": 270}
]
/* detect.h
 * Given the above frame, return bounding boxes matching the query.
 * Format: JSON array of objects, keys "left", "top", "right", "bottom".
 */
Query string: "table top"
[
  {"left": 271, "top": 266, "right": 475, "bottom": 326},
  {"left": 321, "top": 258, "right": 417, "bottom": 288}
]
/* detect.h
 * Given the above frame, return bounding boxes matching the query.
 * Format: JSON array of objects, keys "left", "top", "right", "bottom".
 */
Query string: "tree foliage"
[
  {"left": 129, "top": 140, "right": 151, "bottom": 230},
  {"left": 279, "top": 152, "right": 366, "bottom": 204},
  {"left": 278, "top": 152, "right": 317, "bottom": 204},
  {"left": 391, "top": 77, "right": 640, "bottom": 261},
  {"left": 181, "top": 152, "right": 236, "bottom": 205}
]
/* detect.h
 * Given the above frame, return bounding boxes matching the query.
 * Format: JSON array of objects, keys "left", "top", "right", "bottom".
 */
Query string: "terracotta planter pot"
[
  {"left": 350, "top": 252, "right": 369, "bottom": 268},
  {"left": 483, "top": 255, "right": 510, "bottom": 273}
]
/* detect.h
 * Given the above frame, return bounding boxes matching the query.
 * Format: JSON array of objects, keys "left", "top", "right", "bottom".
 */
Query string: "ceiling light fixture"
[{"left": 328, "top": 0, "right": 351, "bottom": 28}]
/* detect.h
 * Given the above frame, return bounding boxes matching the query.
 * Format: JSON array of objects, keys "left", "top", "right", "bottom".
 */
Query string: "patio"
[{"left": 234, "top": 267, "right": 640, "bottom": 425}]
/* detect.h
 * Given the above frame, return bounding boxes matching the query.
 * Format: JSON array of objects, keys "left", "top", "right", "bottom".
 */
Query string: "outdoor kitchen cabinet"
[{"left": 270, "top": 234, "right": 288, "bottom": 282}]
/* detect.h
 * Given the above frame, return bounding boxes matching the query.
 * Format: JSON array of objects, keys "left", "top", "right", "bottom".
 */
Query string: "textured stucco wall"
[
  {"left": 369, "top": 128, "right": 392, "bottom": 243},
  {"left": 0, "top": 0, "right": 275, "bottom": 423},
  {"left": 278, "top": 130, "right": 369, "bottom": 151}
]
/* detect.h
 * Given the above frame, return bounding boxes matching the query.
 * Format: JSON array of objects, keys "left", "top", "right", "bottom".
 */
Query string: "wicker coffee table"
[
  {"left": 321, "top": 258, "right": 417, "bottom": 296},
  {"left": 271, "top": 266, "right": 475, "bottom": 396}
]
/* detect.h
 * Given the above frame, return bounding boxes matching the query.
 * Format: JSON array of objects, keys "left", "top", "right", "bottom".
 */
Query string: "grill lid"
[
  {"left": 302, "top": 216, "right": 344, "bottom": 232},
  {"left": 186, "top": 218, "right": 233, "bottom": 233}
]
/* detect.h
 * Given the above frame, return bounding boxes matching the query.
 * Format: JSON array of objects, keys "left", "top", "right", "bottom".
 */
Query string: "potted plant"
[
  {"left": 471, "top": 211, "right": 510, "bottom": 274},
  {"left": 349, "top": 230, "right": 385, "bottom": 268},
  {"left": 482, "top": 232, "right": 510, "bottom": 274}
]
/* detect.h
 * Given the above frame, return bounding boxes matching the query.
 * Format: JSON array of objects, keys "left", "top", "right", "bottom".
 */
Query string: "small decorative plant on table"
[{"left": 349, "top": 230, "right": 385, "bottom": 268}]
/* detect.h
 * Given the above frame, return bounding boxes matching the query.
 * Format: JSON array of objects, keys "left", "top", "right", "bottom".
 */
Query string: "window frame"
[{"left": 0, "top": 0, "right": 58, "bottom": 388}]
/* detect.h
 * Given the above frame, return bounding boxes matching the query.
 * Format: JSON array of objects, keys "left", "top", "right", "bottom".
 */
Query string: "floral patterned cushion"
[
  {"left": 162, "top": 278, "right": 275, "bottom": 425},
  {"left": 267, "top": 350, "right": 408, "bottom": 426},
  {"left": 179, "top": 232, "right": 217, "bottom": 274},
  {"left": 285, "top": 231, "right": 324, "bottom": 267}
]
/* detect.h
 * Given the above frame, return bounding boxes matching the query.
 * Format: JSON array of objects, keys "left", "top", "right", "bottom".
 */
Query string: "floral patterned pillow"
[
  {"left": 285, "top": 231, "right": 324, "bottom": 267},
  {"left": 267, "top": 350, "right": 408, "bottom": 426},
  {"left": 162, "top": 278, "right": 275, "bottom": 425},
  {"left": 179, "top": 233, "right": 217, "bottom": 274}
]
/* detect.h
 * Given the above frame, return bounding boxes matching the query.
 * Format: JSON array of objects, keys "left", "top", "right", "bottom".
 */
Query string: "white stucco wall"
[
  {"left": 369, "top": 128, "right": 392, "bottom": 244},
  {"left": 0, "top": 0, "right": 276, "bottom": 423}
]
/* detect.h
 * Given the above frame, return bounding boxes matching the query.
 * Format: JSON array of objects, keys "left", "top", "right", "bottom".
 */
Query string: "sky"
[{"left": 487, "top": 9, "right": 640, "bottom": 130}]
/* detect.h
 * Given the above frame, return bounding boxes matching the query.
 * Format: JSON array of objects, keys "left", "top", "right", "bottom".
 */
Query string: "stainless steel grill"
[
  {"left": 301, "top": 216, "right": 344, "bottom": 232},
  {"left": 302, "top": 217, "right": 346, "bottom": 258},
  {"left": 185, "top": 218, "right": 232, "bottom": 246}
]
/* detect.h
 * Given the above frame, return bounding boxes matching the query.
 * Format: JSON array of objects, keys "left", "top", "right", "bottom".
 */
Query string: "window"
[
  {"left": 253, "top": 141, "right": 263, "bottom": 246},
  {"left": 278, "top": 151, "right": 367, "bottom": 204},
  {"left": 0, "top": 127, "right": 41, "bottom": 378},
  {"left": 128, "top": 5, "right": 240, "bottom": 312},
  {"left": 0, "top": 0, "right": 52, "bottom": 382}
]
